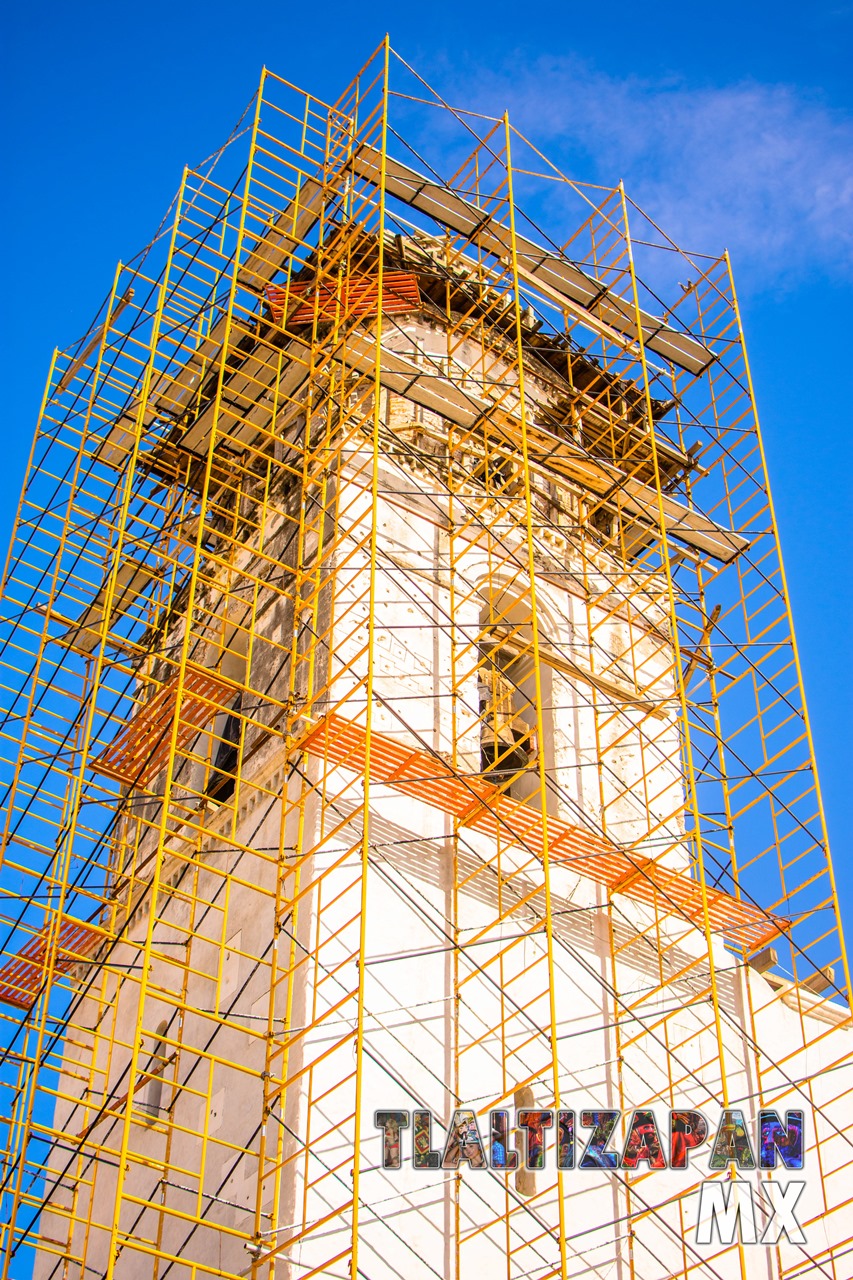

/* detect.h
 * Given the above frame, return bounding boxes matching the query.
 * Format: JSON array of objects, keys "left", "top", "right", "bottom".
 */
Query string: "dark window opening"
[
  {"left": 206, "top": 696, "right": 242, "bottom": 803},
  {"left": 471, "top": 453, "right": 517, "bottom": 496},
  {"left": 590, "top": 505, "right": 617, "bottom": 542}
]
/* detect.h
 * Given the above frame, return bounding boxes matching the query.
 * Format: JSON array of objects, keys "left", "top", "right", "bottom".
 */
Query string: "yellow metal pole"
[
  {"left": 349, "top": 34, "right": 390, "bottom": 1280},
  {"left": 725, "top": 252, "right": 852, "bottom": 1011},
  {"left": 618, "top": 185, "right": 752, "bottom": 1280},
  {"left": 503, "top": 114, "right": 569, "bottom": 1280},
  {"left": 0, "top": 259, "right": 129, "bottom": 1277}
]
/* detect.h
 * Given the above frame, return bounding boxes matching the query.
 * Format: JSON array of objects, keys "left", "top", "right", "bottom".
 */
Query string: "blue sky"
[{"left": 1, "top": 1, "right": 851, "bottom": 935}]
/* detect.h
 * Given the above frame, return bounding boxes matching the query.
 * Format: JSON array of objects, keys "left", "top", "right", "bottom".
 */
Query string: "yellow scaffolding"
[{"left": 0, "top": 42, "right": 850, "bottom": 1280}]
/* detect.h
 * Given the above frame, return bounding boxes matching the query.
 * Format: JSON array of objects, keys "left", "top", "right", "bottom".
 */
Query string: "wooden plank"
[
  {"left": 335, "top": 333, "right": 747, "bottom": 564},
  {"left": 351, "top": 145, "right": 714, "bottom": 377},
  {"left": 178, "top": 337, "right": 312, "bottom": 457},
  {"left": 96, "top": 316, "right": 231, "bottom": 469},
  {"left": 57, "top": 559, "right": 159, "bottom": 656},
  {"left": 237, "top": 176, "right": 325, "bottom": 290},
  {"left": 98, "top": 171, "right": 327, "bottom": 469},
  {"left": 102, "top": 311, "right": 742, "bottom": 563}
]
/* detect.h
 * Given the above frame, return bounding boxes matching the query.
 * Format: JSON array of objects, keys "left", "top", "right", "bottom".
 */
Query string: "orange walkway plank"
[
  {"left": 266, "top": 271, "right": 420, "bottom": 326},
  {"left": 299, "top": 712, "right": 785, "bottom": 950},
  {"left": 0, "top": 916, "right": 109, "bottom": 1010},
  {"left": 91, "top": 666, "right": 235, "bottom": 790}
]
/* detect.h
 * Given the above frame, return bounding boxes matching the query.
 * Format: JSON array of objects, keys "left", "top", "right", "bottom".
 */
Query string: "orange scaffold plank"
[
  {"left": 299, "top": 713, "right": 786, "bottom": 950},
  {"left": 90, "top": 666, "right": 236, "bottom": 789},
  {"left": 0, "top": 916, "right": 109, "bottom": 1010},
  {"left": 265, "top": 271, "right": 421, "bottom": 326}
]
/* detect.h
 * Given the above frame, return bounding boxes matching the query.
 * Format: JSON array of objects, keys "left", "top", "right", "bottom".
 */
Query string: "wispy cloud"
[{"left": 430, "top": 56, "right": 853, "bottom": 290}]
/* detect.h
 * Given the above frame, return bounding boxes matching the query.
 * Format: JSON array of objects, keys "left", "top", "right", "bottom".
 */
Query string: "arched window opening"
[
  {"left": 477, "top": 588, "right": 555, "bottom": 807},
  {"left": 139, "top": 1020, "right": 169, "bottom": 1126}
]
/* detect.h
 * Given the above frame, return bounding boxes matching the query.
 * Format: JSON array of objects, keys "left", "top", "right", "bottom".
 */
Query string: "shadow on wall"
[{"left": 324, "top": 795, "right": 738, "bottom": 1015}]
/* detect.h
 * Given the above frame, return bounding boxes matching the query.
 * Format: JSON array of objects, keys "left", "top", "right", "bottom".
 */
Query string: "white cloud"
[{"left": 428, "top": 56, "right": 853, "bottom": 290}]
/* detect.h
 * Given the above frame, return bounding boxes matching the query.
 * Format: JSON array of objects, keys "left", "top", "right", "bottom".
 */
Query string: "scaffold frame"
[{"left": 0, "top": 40, "right": 850, "bottom": 1280}]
